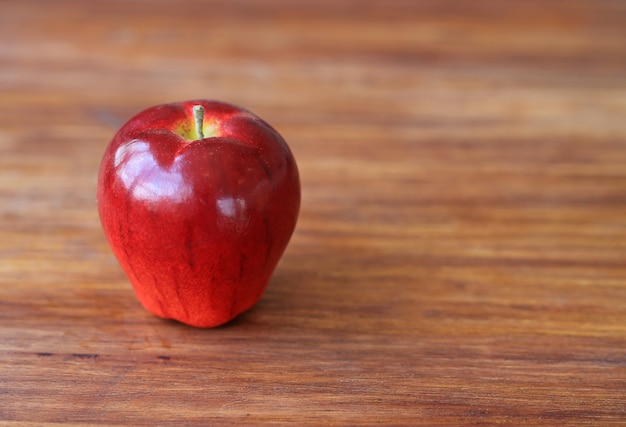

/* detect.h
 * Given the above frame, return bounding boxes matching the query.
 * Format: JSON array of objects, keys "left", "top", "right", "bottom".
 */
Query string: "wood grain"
[{"left": 1, "top": 0, "right": 625, "bottom": 424}]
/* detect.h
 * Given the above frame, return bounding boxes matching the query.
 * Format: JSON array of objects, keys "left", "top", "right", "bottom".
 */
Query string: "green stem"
[{"left": 193, "top": 105, "right": 205, "bottom": 139}]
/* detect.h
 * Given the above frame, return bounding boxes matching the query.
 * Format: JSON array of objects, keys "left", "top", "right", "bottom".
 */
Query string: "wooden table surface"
[{"left": 1, "top": 0, "right": 625, "bottom": 425}]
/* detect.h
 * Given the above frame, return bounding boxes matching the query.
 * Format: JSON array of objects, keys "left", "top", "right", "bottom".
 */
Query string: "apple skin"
[{"left": 97, "top": 100, "right": 300, "bottom": 327}]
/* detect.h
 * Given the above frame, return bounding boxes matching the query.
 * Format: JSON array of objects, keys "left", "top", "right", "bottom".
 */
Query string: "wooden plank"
[{"left": 1, "top": 0, "right": 625, "bottom": 424}]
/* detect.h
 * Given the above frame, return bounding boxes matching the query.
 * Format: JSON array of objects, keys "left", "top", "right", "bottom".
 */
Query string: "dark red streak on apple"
[{"left": 97, "top": 100, "right": 300, "bottom": 327}]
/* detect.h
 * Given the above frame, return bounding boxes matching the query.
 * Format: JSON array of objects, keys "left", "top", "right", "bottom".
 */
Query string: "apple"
[{"left": 97, "top": 100, "right": 300, "bottom": 327}]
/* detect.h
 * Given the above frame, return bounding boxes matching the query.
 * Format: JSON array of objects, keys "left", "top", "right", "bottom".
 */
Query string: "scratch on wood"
[{"left": 72, "top": 353, "right": 99, "bottom": 360}]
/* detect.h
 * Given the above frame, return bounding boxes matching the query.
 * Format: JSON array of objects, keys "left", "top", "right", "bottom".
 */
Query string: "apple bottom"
[
  {"left": 118, "top": 236, "right": 279, "bottom": 328},
  {"left": 107, "top": 203, "right": 286, "bottom": 328},
  {"left": 131, "top": 267, "right": 271, "bottom": 328}
]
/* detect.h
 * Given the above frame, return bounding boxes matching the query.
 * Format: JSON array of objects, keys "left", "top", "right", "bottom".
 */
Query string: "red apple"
[{"left": 97, "top": 100, "right": 300, "bottom": 327}]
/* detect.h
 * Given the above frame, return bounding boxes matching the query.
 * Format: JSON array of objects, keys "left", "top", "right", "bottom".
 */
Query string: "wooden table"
[{"left": 1, "top": 0, "right": 625, "bottom": 424}]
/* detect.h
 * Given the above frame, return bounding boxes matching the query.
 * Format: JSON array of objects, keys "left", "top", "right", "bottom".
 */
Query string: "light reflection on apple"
[
  {"left": 114, "top": 140, "right": 192, "bottom": 203},
  {"left": 216, "top": 197, "right": 246, "bottom": 219}
]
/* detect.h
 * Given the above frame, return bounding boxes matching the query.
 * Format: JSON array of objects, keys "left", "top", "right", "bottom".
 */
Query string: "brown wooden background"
[{"left": 1, "top": 0, "right": 625, "bottom": 424}]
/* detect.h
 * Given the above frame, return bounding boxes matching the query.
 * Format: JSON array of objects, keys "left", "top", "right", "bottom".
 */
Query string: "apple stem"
[{"left": 193, "top": 105, "right": 205, "bottom": 139}]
